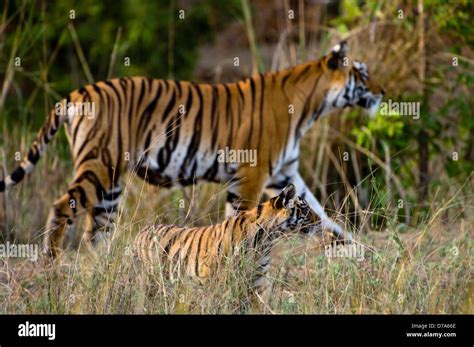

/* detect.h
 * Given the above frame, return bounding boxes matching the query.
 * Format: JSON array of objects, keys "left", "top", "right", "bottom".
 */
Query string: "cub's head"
[
  {"left": 319, "top": 41, "right": 384, "bottom": 117},
  {"left": 257, "top": 184, "right": 321, "bottom": 236}
]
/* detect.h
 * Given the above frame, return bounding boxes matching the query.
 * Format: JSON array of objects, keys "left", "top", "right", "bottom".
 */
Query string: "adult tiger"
[
  {"left": 0, "top": 41, "right": 383, "bottom": 257},
  {"left": 134, "top": 184, "right": 323, "bottom": 293}
]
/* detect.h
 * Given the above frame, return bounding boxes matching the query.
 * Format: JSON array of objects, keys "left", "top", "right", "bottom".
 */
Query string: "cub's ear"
[
  {"left": 272, "top": 184, "right": 297, "bottom": 209},
  {"left": 327, "top": 40, "right": 348, "bottom": 70}
]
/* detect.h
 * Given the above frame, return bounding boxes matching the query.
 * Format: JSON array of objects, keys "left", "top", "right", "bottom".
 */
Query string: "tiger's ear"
[
  {"left": 327, "top": 40, "right": 348, "bottom": 70},
  {"left": 272, "top": 184, "right": 297, "bottom": 209}
]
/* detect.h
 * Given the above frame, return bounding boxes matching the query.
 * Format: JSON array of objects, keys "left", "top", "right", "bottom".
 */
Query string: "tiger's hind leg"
[
  {"left": 43, "top": 162, "right": 114, "bottom": 258},
  {"left": 43, "top": 184, "right": 100, "bottom": 259},
  {"left": 83, "top": 185, "right": 122, "bottom": 247},
  {"left": 43, "top": 192, "right": 78, "bottom": 258}
]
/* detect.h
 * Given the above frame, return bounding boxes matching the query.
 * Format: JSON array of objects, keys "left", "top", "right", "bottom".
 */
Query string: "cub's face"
[{"left": 262, "top": 184, "right": 321, "bottom": 236}]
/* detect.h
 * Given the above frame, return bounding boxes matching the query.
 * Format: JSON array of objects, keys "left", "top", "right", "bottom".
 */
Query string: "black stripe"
[
  {"left": 226, "top": 191, "right": 239, "bottom": 203},
  {"left": 161, "top": 82, "right": 177, "bottom": 122},
  {"left": 210, "top": 86, "right": 219, "bottom": 150},
  {"left": 246, "top": 77, "right": 256, "bottom": 145},
  {"left": 203, "top": 158, "right": 219, "bottom": 181},
  {"left": 235, "top": 82, "right": 244, "bottom": 128},
  {"left": 104, "top": 188, "right": 121, "bottom": 201},
  {"left": 73, "top": 170, "right": 106, "bottom": 204},
  {"left": 135, "top": 78, "right": 147, "bottom": 142},
  {"left": 266, "top": 176, "right": 291, "bottom": 190},
  {"left": 195, "top": 227, "right": 209, "bottom": 276},
  {"left": 105, "top": 81, "right": 121, "bottom": 102},
  {"left": 192, "top": 228, "right": 206, "bottom": 276},
  {"left": 114, "top": 79, "right": 127, "bottom": 182},
  {"left": 256, "top": 203, "right": 263, "bottom": 218},
  {"left": 74, "top": 87, "right": 105, "bottom": 157},
  {"left": 94, "top": 205, "right": 117, "bottom": 215},
  {"left": 69, "top": 185, "right": 88, "bottom": 210},
  {"left": 280, "top": 71, "right": 292, "bottom": 90},
  {"left": 144, "top": 130, "right": 152, "bottom": 152},
  {"left": 179, "top": 85, "right": 203, "bottom": 177},
  {"left": 157, "top": 109, "right": 181, "bottom": 172},
  {"left": 175, "top": 80, "right": 182, "bottom": 98},
  {"left": 75, "top": 147, "right": 99, "bottom": 168},
  {"left": 311, "top": 98, "right": 326, "bottom": 124},
  {"left": 292, "top": 64, "right": 312, "bottom": 84},
  {"left": 253, "top": 227, "right": 265, "bottom": 248},
  {"left": 10, "top": 167, "right": 25, "bottom": 183},
  {"left": 293, "top": 73, "right": 322, "bottom": 141},
  {"left": 72, "top": 88, "right": 95, "bottom": 145},
  {"left": 27, "top": 147, "right": 40, "bottom": 164},
  {"left": 52, "top": 110, "right": 60, "bottom": 132},
  {"left": 136, "top": 78, "right": 146, "bottom": 119},
  {"left": 163, "top": 227, "right": 183, "bottom": 255},
  {"left": 236, "top": 82, "right": 244, "bottom": 101},
  {"left": 223, "top": 84, "right": 233, "bottom": 148},
  {"left": 137, "top": 80, "right": 161, "bottom": 138},
  {"left": 184, "top": 83, "right": 193, "bottom": 119},
  {"left": 162, "top": 79, "right": 169, "bottom": 93},
  {"left": 341, "top": 72, "right": 354, "bottom": 101},
  {"left": 126, "top": 78, "right": 135, "bottom": 155},
  {"left": 92, "top": 83, "right": 102, "bottom": 95}
]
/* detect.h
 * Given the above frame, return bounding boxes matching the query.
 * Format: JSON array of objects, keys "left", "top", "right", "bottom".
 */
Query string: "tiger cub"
[{"left": 134, "top": 184, "right": 327, "bottom": 293}]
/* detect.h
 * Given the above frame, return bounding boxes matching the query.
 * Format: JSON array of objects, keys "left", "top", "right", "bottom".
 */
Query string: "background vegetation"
[{"left": 0, "top": 0, "right": 472, "bottom": 313}]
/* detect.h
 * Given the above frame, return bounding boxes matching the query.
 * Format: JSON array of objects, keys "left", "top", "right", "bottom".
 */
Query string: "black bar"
[{"left": 0, "top": 315, "right": 471, "bottom": 346}]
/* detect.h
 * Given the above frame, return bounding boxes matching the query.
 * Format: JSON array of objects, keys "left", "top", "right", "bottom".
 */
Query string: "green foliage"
[
  {"left": 438, "top": 64, "right": 474, "bottom": 178},
  {"left": 339, "top": 0, "right": 473, "bottom": 213},
  {"left": 426, "top": 0, "right": 474, "bottom": 47},
  {"left": 351, "top": 112, "right": 405, "bottom": 150},
  {"left": 0, "top": 0, "right": 241, "bottom": 130}
]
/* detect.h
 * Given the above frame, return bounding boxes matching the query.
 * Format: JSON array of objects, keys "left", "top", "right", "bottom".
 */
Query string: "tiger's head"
[
  {"left": 257, "top": 184, "right": 321, "bottom": 236},
  {"left": 318, "top": 40, "right": 384, "bottom": 117}
]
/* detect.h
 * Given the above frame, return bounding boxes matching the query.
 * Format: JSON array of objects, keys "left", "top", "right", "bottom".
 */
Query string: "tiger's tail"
[{"left": 0, "top": 96, "right": 72, "bottom": 192}]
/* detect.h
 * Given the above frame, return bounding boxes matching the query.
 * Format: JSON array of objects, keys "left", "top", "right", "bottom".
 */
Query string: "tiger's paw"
[{"left": 322, "top": 219, "right": 352, "bottom": 244}]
